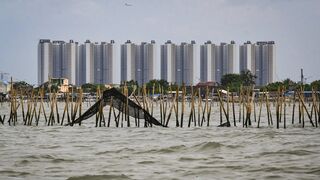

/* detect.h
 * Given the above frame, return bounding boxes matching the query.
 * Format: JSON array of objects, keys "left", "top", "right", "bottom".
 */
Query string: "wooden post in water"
[
  {"left": 253, "top": 95, "right": 257, "bottom": 122},
  {"left": 298, "top": 90, "right": 315, "bottom": 127},
  {"left": 126, "top": 85, "right": 130, "bottom": 127},
  {"left": 95, "top": 87, "right": 99, "bottom": 127},
  {"left": 200, "top": 86, "right": 208, "bottom": 126},
  {"left": 226, "top": 87, "right": 230, "bottom": 126},
  {"left": 175, "top": 86, "right": 179, "bottom": 127},
  {"left": 276, "top": 87, "right": 280, "bottom": 129},
  {"left": 206, "top": 86, "right": 212, "bottom": 127},
  {"left": 197, "top": 87, "right": 201, "bottom": 126},
  {"left": 257, "top": 90, "right": 264, "bottom": 128},
  {"left": 238, "top": 86, "right": 242, "bottom": 123},
  {"left": 217, "top": 89, "right": 230, "bottom": 125},
  {"left": 180, "top": 84, "right": 185, "bottom": 128},
  {"left": 284, "top": 88, "right": 287, "bottom": 129},
  {"left": 232, "top": 92, "right": 236, "bottom": 126},
  {"left": 292, "top": 90, "right": 296, "bottom": 125},
  {"left": 107, "top": 97, "right": 113, "bottom": 127}
]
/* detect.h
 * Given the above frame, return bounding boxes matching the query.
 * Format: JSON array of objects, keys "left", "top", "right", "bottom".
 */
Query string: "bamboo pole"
[
  {"left": 126, "top": 85, "right": 130, "bottom": 127},
  {"left": 163, "top": 86, "right": 168, "bottom": 124},
  {"left": 297, "top": 90, "right": 315, "bottom": 127},
  {"left": 238, "top": 87, "right": 242, "bottom": 123},
  {"left": 257, "top": 90, "right": 264, "bottom": 128},
  {"left": 207, "top": 86, "right": 212, "bottom": 127},
  {"left": 230, "top": 92, "right": 235, "bottom": 126},
  {"left": 276, "top": 87, "right": 280, "bottom": 129},
  {"left": 175, "top": 86, "right": 179, "bottom": 127},
  {"left": 107, "top": 97, "right": 113, "bottom": 127},
  {"left": 284, "top": 88, "right": 287, "bottom": 129},
  {"left": 292, "top": 91, "right": 296, "bottom": 124},
  {"left": 198, "top": 87, "right": 202, "bottom": 126},
  {"left": 61, "top": 92, "right": 68, "bottom": 125},
  {"left": 95, "top": 87, "right": 100, "bottom": 127},
  {"left": 188, "top": 86, "right": 194, "bottom": 127},
  {"left": 217, "top": 89, "right": 230, "bottom": 125},
  {"left": 180, "top": 84, "right": 185, "bottom": 127},
  {"left": 165, "top": 92, "right": 176, "bottom": 127}
]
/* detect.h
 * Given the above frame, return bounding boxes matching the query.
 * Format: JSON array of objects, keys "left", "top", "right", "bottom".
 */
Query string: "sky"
[{"left": 0, "top": 0, "right": 320, "bottom": 85}]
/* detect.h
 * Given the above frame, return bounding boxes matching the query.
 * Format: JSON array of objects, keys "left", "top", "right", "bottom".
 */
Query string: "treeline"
[{"left": 8, "top": 71, "right": 320, "bottom": 94}]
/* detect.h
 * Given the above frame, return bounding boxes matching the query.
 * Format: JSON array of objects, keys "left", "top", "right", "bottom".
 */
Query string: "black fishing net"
[{"left": 70, "top": 88, "right": 164, "bottom": 127}]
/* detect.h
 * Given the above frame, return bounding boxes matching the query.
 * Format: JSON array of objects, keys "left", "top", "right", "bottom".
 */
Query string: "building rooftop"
[{"left": 39, "top": 39, "right": 51, "bottom": 43}]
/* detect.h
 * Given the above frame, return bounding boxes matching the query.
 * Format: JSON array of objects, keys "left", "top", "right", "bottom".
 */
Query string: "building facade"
[
  {"left": 216, "top": 41, "right": 236, "bottom": 83},
  {"left": 78, "top": 40, "right": 94, "bottom": 85},
  {"left": 200, "top": 41, "right": 236, "bottom": 83},
  {"left": 200, "top": 41, "right": 216, "bottom": 82},
  {"left": 161, "top": 40, "right": 176, "bottom": 84},
  {"left": 161, "top": 41, "right": 195, "bottom": 85},
  {"left": 121, "top": 40, "right": 155, "bottom": 85},
  {"left": 255, "top": 41, "right": 276, "bottom": 86},
  {"left": 93, "top": 41, "right": 114, "bottom": 84},
  {"left": 240, "top": 41, "right": 276, "bottom": 86},
  {"left": 121, "top": 40, "right": 137, "bottom": 83},
  {"left": 239, "top": 41, "right": 255, "bottom": 73},
  {"left": 63, "top": 40, "right": 78, "bottom": 85},
  {"left": 38, "top": 39, "right": 53, "bottom": 85},
  {"left": 38, "top": 39, "right": 275, "bottom": 87}
]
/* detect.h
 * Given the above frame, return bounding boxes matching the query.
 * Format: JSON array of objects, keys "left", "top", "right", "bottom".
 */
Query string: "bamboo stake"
[
  {"left": 188, "top": 86, "right": 194, "bottom": 127},
  {"left": 175, "top": 86, "right": 179, "bottom": 127},
  {"left": 198, "top": 88, "right": 202, "bottom": 126},
  {"left": 180, "top": 84, "right": 185, "bottom": 127},
  {"left": 238, "top": 87, "right": 242, "bottom": 123},
  {"left": 292, "top": 91, "right": 296, "bottom": 124},
  {"left": 283, "top": 88, "right": 287, "bottom": 129},
  {"left": 298, "top": 90, "right": 315, "bottom": 127},
  {"left": 232, "top": 92, "right": 236, "bottom": 126},
  {"left": 207, "top": 87, "right": 212, "bottom": 127},
  {"left": 107, "top": 97, "right": 113, "bottom": 127},
  {"left": 126, "top": 85, "right": 130, "bottom": 127},
  {"left": 257, "top": 91, "right": 264, "bottom": 128},
  {"left": 217, "top": 89, "right": 230, "bottom": 125}
]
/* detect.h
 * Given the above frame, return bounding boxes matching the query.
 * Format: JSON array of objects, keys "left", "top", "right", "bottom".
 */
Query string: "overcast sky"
[{"left": 0, "top": 0, "right": 320, "bottom": 85}]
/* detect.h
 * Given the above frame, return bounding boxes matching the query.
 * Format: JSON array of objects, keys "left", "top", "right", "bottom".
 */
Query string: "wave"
[
  {"left": 137, "top": 145, "right": 187, "bottom": 154},
  {"left": 192, "top": 141, "right": 223, "bottom": 152},
  {"left": 0, "top": 170, "right": 30, "bottom": 177},
  {"left": 95, "top": 148, "right": 135, "bottom": 155},
  {"left": 66, "top": 174, "right": 131, "bottom": 180},
  {"left": 260, "top": 149, "right": 315, "bottom": 156},
  {"left": 179, "top": 157, "right": 208, "bottom": 162},
  {"left": 22, "top": 154, "right": 75, "bottom": 163}
]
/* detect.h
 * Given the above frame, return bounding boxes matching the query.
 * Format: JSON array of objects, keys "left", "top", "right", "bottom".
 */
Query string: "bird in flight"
[{"left": 125, "top": 3, "right": 133, "bottom": 6}]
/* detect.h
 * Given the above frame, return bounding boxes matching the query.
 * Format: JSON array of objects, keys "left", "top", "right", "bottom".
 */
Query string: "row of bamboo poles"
[{"left": 1, "top": 83, "right": 320, "bottom": 129}]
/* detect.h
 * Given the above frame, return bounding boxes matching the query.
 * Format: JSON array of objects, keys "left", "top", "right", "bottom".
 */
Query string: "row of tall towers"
[
  {"left": 38, "top": 39, "right": 275, "bottom": 86},
  {"left": 38, "top": 39, "right": 115, "bottom": 86},
  {"left": 200, "top": 40, "right": 276, "bottom": 86},
  {"left": 239, "top": 41, "right": 276, "bottom": 85},
  {"left": 121, "top": 40, "right": 156, "bottom": 85}
]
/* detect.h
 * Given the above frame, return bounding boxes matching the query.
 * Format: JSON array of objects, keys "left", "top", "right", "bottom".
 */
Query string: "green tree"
[
  {"left": 264, "top": 81, "right": 284, "bottom": 91},
  {"left": 221, "top": 74, "right": 242, "bottom": 92},
  {"left": 282, "top": 78, "right": 297, "bottom": 90},
  {"left": 81, "top": 83, "right": 97, "bottom": 93},
  {"left": 146, "top": 79, "right": 169, "bottom": 94},
  {"left": 220, "top": 70, "right": 256, "bottom": 91},
  {"left": 311, "top": 80, "right": 320, "bottom": 90},
  {"left": 12, "top": 81, "right": 33, "bottom": 94},
  {"left": 121, "top": 80, "right": 138, "bottom": 94},
  {"left": 240, "top": 70, "right": 256, "bottom": 86}
]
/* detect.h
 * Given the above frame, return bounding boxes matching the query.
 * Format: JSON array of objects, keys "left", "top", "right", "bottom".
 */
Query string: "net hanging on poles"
[{"left": 69, "top": 88, "right": 165, "bottom": 127}]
